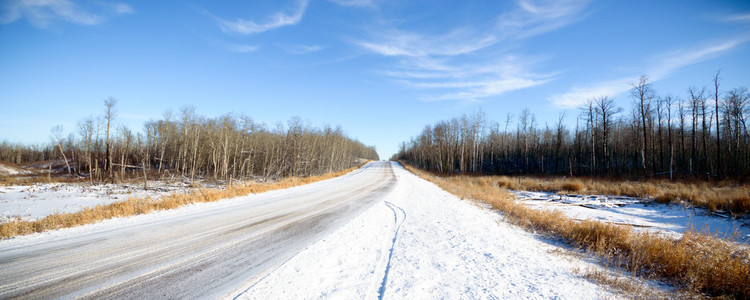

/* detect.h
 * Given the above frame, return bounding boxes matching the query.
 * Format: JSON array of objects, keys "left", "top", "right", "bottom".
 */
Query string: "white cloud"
[
  {"left": 356, "top": 28, "right": 497, "bottom": 57},
  {"left": 1, "top": 0, "right": 101, "bottom": 27},
  {"left": 358, "top": 36, "right": 553, "bottom": 102},
  {"left": 227, "top": 44, "right": 260, "bottom": 53},
  {"left": 0, "top": 0, "right": 132, "bottom": 28},
  {"left": 352, "top": 0, "right": 592, "bottom": 103},
  {"left": 216, "top": 0, "right": 308, "bottom": 35},
  {"left": 391, "top": 56, "right": 554, "bottom": 102},
  {"left": 284, "top": 44, "right": 325, "bottom": 54},
  {"left": 549, "top": 36, "right": 750, "bottom": 108},
  {"left": 110, "top": 2, "right": 133, "bottom": 15},
  {"left": 355, "top": 0, "right": 594, "bottom": 58},
  {"left": 719, "top": 13, "right": 750, "bottom": 23},
  {"left": 498, "top": 0, "right": 593, "bottom": 40},
  {"left": 549, "top": 78, "right": 634, "bottom": 108},
  {"left": 420, "top": 77, "right": 549, "bottom": 102},
  {"left": 649, "top": 38, "right": 748, "bottom": 80}
]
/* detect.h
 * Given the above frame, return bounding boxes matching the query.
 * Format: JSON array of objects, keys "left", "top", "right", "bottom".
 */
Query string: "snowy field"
[
  {"left": 236, "top": 164, "right": 618, "bottom": 299},
  {"left": 0, "top": 182, "right": 191, "bottom": 223},
  {"left": 512, "top": 191, "right": 750, "bottom": 244}
]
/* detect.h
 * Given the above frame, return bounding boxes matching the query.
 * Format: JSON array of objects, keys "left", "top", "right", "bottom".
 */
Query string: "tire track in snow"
[
  {"left": 231, "top": 249, "right": 301, "bottom": 300},
  {"left": 378, "top": 201, "right": 406, "bottom": 300}
]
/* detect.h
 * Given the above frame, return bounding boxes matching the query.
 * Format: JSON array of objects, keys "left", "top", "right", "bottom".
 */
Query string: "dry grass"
[
  {"left": 403, "top": 164, "right": 750, "bottom": 298},
  {"left": 561, "top": 180, "right": 585, "bottom": 192},
  {"left": 0, "top": 166, "right": 360, "bottom": 239},
  {"left": 493, "top": 175, "right": 750, "bottom": 216},
  {"left": 576, "top": 268, "right": 679, "bottom": 299},
  {"left": 0, "top": 174, "right": 82, "bottom": 186}
]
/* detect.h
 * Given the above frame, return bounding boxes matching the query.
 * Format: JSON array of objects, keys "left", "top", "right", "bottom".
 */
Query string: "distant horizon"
[{"left": 2, "top": 0, "right": 749, "bottom": 159}]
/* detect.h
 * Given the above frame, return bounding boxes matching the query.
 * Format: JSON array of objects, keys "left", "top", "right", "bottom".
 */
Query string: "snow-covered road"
[
  {"left": 240, "top": 162, "right": 614, "bottom": 299},
  {"left": 0, "top": 162, "right": 395, "bottom": 299},
  {"left": 1, "top": 162, "right": 614, "bottom": 299}
]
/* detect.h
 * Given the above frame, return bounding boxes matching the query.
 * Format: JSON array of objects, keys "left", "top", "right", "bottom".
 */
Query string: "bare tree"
[
  {"left": 631, "top": 75, "right": 654, "bottom": 176},
  {"left": 554, "top": 112, "right": 566, "bottom": 174},
  {"left": 595, "top": 96, "right": 622, "bottom": 174},
  {"left": 688, "top": 87, "right": 710, "bottom": 176},
  {"left": 580, "top": 100, "right": 596, "bottom": 175},
  {"left": 51, "top": 125, "right": 72, "bottom": 174},
  {"left": 664, "top": 95, "right": 675, "bottom": 180},
  {"left": 78, "top": 117, "right": 95, "bottom": 184},
  {"left": 713, "top": 70, "right": 722, "bottom": 178},
  {"left": 678, "top": 98, "right": 687, "bottom": 173},
  {"left": 688, "top": 86, "right": 704, "bottom": 176},
  {"left": 104, "top": 97, "right": 117, "bottom": 179}
]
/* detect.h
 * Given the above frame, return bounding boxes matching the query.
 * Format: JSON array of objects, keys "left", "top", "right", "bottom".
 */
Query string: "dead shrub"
[
  {"left": 726, "top": 192, "right": 750, "bottom": 215},
  {"left": 654, "top": 192, "right": 677, "bottom": 204},
  {"left": 640, "top": 183, "right": 659, "bottom": 198},
  {"left": 497, "top": 177, "right": 517, "bottom": 190},
  {"left": 561, "top": 180, "right": 585, "bottom": 192}
]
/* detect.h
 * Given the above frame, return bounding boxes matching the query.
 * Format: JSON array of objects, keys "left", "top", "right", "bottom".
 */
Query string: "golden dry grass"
[
  {"left": 576, "top": 268, "right": 677, "bottom": 299},
  {"left": 0, "top": 172, "right": 78, "bottom": 186},
  {"left": 493, "top": 175, "right": 750, "bottom": 216},
  {"left": 0, "top": 166, "right": 360, "bottom": 239},
  {"left": 403, "top": 164, "right": 750, "bottom": 298}
]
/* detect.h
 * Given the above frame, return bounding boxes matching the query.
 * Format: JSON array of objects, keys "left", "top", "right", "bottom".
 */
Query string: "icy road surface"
[
  {"left": 0, "top": 162, "right": 395, "bottom": 299},
  {"left": 1, "top": 162, "right": 613, "bottom": 299}
]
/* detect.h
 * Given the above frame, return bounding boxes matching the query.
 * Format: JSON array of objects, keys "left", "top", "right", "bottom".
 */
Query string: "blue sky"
[{"left": 1, "top": 0, "right": 749, "bottom": 159}]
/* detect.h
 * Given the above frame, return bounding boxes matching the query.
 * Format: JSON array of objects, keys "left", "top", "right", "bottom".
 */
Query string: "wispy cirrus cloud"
[
  {"left": 498, "top": 0, "right": 593, "bottom": 40},
  {"left": 226, "top": 43, "right": 260, "bottom": 53},
  {"left": 648, "top": 37, "right": 748, "bottom": 79},
  {"left": 283, "top": 44, "right": 325, "bottom": 54},
  {"left": 109, "top": 2, "right": 133, "bottom": 15},
  {"left": 419, "top": 77, "right": 551, "bottom": 102},
  {"left": 549, "top": 36, "right": 750, "bottom": 108},
  {"left": 356, "top": 28, "right": 497, "bottom": 57},
  {"left": 718, "top": 13, "right": 750, "bottom": 23},
  {"left": 355, "top": 0, "right": 592, "bottom": 102},
  {"left": 392, "top": 56, "right": 555, "bottom": 102},
  {"left": 549, "top": 78, "right": 635, "bottom": 109},
  {"left": 0, "top": 0, "right": 133, "bottom": 28},
  {"left": 214, "top": 0, "right": 308, "bottom": 35}
]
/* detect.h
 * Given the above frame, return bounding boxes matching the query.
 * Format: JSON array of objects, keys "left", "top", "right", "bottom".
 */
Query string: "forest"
[
  {"left": 0, "top": 99, "right": 379, "bottom": 182},
  {"left": 396, "top": 73, "right": 750, "bottom": 180}
]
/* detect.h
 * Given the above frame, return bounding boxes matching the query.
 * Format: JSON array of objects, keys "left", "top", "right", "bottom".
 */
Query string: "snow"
[
  {"left": 513, "top": 191, "right": 750, "bottom": 244},
  {"left": 237, "top": 163, "right": 616, "bottom": 299},
  {"left": 0, "top": 162, "right": 402, "bottom": 299},
  {"left": 0, "top": 182, "right": 189, "bottom": 223},
  {"left": 4, "top": 161, "right": 740, "bottom": 298},
  {"left": 0, "top": 173, "right": 365, "bottom": 253},
  {"left": 0, "top": 164, "right": 29, "bottom": 175}
]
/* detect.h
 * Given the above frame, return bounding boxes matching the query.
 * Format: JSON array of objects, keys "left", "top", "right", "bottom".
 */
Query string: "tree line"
[
  {"left": 0, "top": 99, "right": 379, "bottom": 182},
  {"left": 396, "top": 72, "right": 750, "bottom": 180}
]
